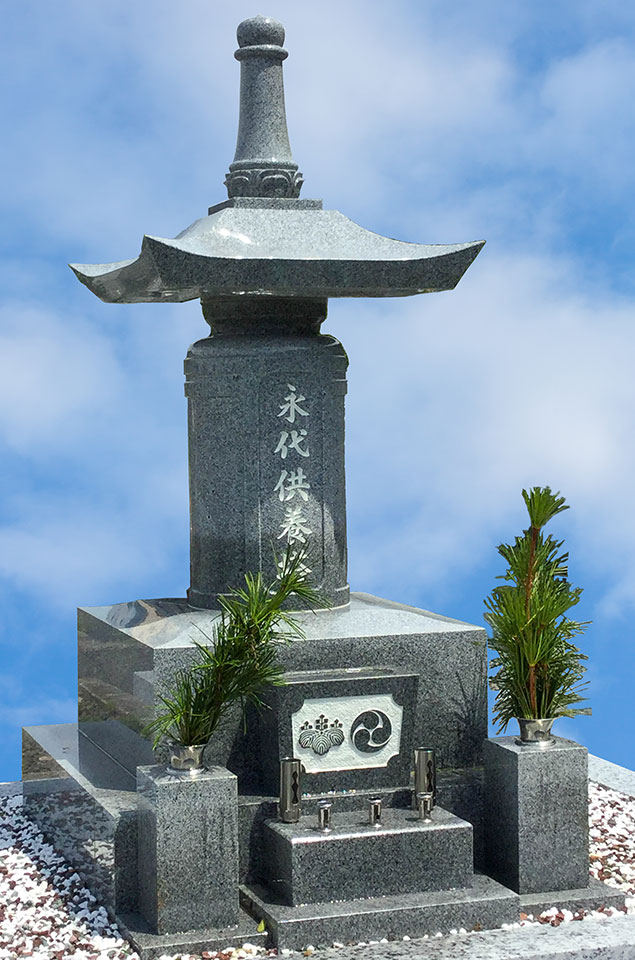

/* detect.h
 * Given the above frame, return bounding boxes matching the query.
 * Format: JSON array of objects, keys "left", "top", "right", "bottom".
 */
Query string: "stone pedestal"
[
  {"left": 77, "top": 592, "right": 489, "bottom": 784},
  {"left": 185, "top": 298, "right": 349, "bottom": 609},
  {"left": 137, "top": 764, "right": 239, "bottom": 934},
  {"left": 261, "top": 805, "right": 472, "bottom": 905},
  {"left": 483, "top": 736, "right": 589, "bottom": 895}
]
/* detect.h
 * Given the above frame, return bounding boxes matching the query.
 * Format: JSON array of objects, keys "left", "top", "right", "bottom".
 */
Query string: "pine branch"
[
  {"left": 485, "top": 486, "right": 590, "bottom": 727},
  {"left": 143, "top": 545, "right": 326, "bottom": 749}
]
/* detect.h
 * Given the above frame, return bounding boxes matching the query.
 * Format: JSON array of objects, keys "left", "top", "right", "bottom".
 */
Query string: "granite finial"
[
  {"left": 236, "top": 15, "right": 285, "bottom": 49},
  {"left": 225, "top": 15, "right": 303, "bottom": 199}
]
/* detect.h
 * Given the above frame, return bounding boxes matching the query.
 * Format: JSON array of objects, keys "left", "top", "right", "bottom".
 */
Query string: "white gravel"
[{"left": 1, "top": 781, "right": 634, "bottom": 958}]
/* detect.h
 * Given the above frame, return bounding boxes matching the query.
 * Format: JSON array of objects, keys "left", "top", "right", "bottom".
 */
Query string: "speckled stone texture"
[
  {"left": 292, "top": 914, "right": 635, "bottom": 958},
  {"left": 588, "top": 754, "right": 635, "bottom": 798},
  {"left": 519, "top": 877, "right": 625, "bottom": 917},
  {"left": 256, "top": 667, "right": 418, "bottom": 794},
  {"left": 226, "top": 16, "right": 302, "bottom": 199},
  {"left": 116, "top": 911, "right": 266, "bottom": 960},
  {"left": 22, "top": 724, "right": 139, "bottom": 914},
  {"left": 77, "top": 593, "right": 488, "bottom": 784},
  {"left": 70, "top": 198, "right": 484, "bottom": 304},
  {"left": 437, "top": 765, "right": 484, "bottom": 869},
  {"left": 136, "top": 764, "right": 239, "bottom": 934},
  {"left": 185, "top": 305, "right": 349, "bottom": 608},
  {"left": 483, "top": 736, "right": 589, "bottom": 895},
  {"left": 260, "top": 805, "right": 472, "bottom": 905},
  {"left": 240, "top": 874, "right": 519, "bottom": 950},
  {"left": 70, "top": 12, "right": 484, "bottom": 304}
]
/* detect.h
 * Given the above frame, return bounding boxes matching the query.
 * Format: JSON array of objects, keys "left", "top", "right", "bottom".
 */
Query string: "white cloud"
[
  {"left": 344, "top": 250, "right": 635, "bottom": 609},
  {"left": 0, "top": 695, "right": 76, "bottom": 731},
  {"left": 537, "top": 39, "right": 635, "bottom": 191},
  {"left": 0, "top": 304, "right": 123, "bottom": 452}
]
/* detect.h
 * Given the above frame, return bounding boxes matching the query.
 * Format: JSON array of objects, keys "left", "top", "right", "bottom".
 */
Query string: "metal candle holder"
[
  {"left": 279, "top": 757, "right": 302, "bottom": 823},
  {"left": 414, "top": 747, "right": 436, "bottom": 807}
]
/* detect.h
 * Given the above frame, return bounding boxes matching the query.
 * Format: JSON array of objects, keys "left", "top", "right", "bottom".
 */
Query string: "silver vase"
[
  {"left": 167, "top": 743, "right": 207, "bottom": 775},
  {"left": 516, "top": 718, "right": 556, "bottom": 747}
]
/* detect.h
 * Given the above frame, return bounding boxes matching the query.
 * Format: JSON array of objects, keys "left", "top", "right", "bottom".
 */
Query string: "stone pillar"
[
  {"left": 136, "top": 764, "right": 239, "bottom": 934},
  {"left": 483, "top": 736, "right": 589, "bottom": 894},
  {"left": 185, "top": 297, "right": 349, "bottom": 609}
]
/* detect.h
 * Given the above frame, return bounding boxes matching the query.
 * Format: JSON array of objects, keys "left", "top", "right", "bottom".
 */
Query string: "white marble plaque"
[{"left": 291, "top": 694, "right": 403, "bottom": 772}]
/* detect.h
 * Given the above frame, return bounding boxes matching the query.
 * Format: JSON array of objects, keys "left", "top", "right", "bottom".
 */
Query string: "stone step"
[
  {"left": 240, "top": 874, "right": 519, "bottom": 950},
  {"left": 262, "top": 804, "right": 473, "bottom": 905}
]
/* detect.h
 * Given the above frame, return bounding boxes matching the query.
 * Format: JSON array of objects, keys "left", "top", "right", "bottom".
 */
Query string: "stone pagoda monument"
[{"left": 22, "top": 15, "right": 621, "bottom": 959}]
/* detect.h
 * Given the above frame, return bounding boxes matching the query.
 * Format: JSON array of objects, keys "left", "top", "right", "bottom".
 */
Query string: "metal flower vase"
[
  {"left": 515, "top": 717, "right": 556, "bottom": 747},
  {"left": 168, "top": 743, "right": 207, "bottom": 775}
]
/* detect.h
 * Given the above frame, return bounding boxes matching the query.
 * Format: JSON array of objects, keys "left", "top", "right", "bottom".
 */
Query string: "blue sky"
[{"left": 1, "top": 0, "right": 635, "bottom": 780}]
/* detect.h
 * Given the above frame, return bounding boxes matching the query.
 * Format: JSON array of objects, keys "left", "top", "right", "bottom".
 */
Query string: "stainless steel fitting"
[
  {"left": 317, "top": 799, "right": 333, "bottom": 831},
  {"left": 417, "top": 792, "right": 434, "bottom": 822},
  {"left": 279, "top": 757, "right": 302, "bottom": 823},
  {"left": 368, "top": 796, "right": 382, "bottom": 826}
]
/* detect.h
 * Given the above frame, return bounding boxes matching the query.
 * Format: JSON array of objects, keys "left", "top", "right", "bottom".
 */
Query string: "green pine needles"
[
  {"left": 485, "top": 486, "right": 590, "bottom": 732},
  {"left": 145, "top": 547, "right": 323, "bottom": 748}
]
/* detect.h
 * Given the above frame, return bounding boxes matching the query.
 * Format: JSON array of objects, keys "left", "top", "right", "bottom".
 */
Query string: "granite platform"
[
  {"left": 116, "top": 911, "right": 266, "bottom": 960},
  {"left": 77, "top": 591, "right": 488, "bottom": 785},
  {"left": 240, "top": 875, "right": 519, "bottom": 950},
  {"left": 299, "top": 915, "right": 635, "bottom": 960},
  {"left": 13, "top": 738, "right": 633, "bottom": 955}
]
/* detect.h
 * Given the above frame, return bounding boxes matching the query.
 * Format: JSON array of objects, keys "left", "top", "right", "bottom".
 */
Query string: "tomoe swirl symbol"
[{"left": 351, "top": 710, "right": 392, "bottom": 754}]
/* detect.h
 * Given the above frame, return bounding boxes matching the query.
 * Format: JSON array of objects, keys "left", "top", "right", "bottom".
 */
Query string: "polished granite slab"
[
  {"left": 484, "top": 737, "right": 589, "bottom": 895},
  {"left": 78, "top": 592, "right": 488, "bottom": 782},
  {"left": 520, "top": 878, "right": 626, "bottom": 917},
  {"left": 117, "top": 910, "right": 266, "bottom": 960},
  {"left": 137, "top": 764, "right": 239, "bottom": 933}
]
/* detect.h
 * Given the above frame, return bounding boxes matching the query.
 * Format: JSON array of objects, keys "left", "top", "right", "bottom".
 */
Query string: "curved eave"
[{"left": 70, "top": 237, "right": 484, "bottom": 304}]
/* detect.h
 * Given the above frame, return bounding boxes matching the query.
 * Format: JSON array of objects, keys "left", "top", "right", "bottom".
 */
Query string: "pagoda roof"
[{"left": 70, "top": 198, "right": 484, "bottom": 304}]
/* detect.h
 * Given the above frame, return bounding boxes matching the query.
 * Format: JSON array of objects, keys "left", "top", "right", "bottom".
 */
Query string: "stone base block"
[
  {"left": 22, "top": 723, "right": 486, "bottom": 900},
  {"left": 520, "top": 877, "right": 626, "bottom": 917},
  {"left": 484, "top": 736, "right": 589, "bottom": 894},
  {"left": 22, "top": 724, "right": 241, "bottom": 932},
  {"left": 77, "top": 592, "right": 488, "bottom": 784},
  {"left": 137, "top": 764, "right": 239, "bottom": 934},
  {"left": 240, "top": 874, "right": 519, "bottom": 950},
  {"left": 117, "top": 909, "right": 266, "bottom": 960},
  {"left": 262, "top": 805, "right": 472, "bottom": 905}
]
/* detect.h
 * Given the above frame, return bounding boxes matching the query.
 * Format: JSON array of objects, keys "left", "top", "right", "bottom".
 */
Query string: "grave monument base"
[
  {"left": 22, "top": 723, "right": 626, "bottom": 956},
  {"left": 77, "top": 591, "right": 490, "bottom": 784},
  {"left": 240, "top": 877, "right": 520, "bottom": 950}
]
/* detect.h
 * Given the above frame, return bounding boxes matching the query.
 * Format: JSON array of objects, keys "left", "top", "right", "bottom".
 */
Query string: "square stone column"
[
  {"left": 137, "top": 764, "right": 239, "bottom": 934},
  {"left": 483, "top": 736, "right": 589, "bottom": 894}
]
